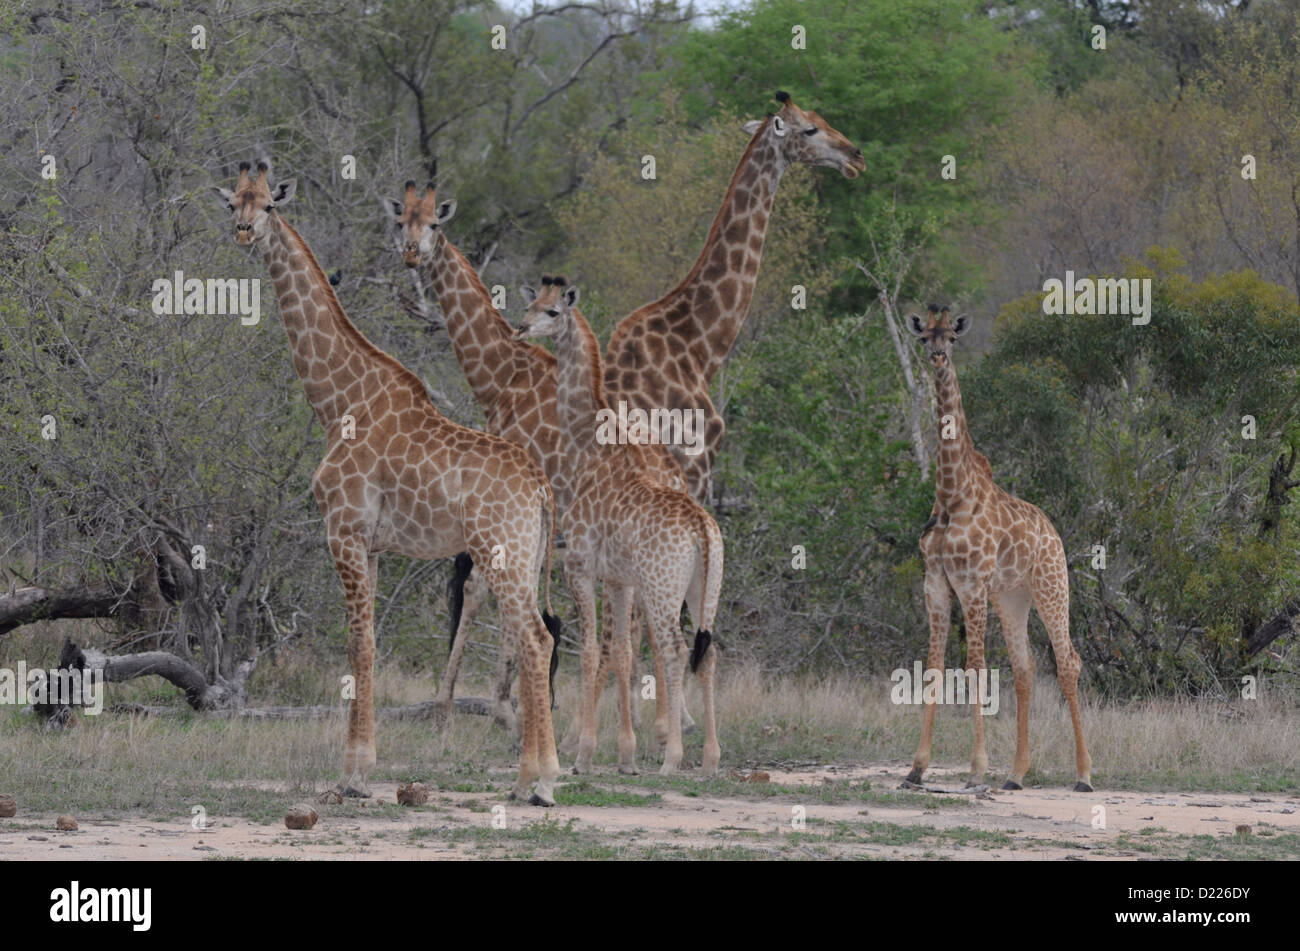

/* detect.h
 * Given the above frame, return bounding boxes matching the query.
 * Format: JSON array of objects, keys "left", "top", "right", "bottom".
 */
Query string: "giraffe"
[
  {"left": 903, "top": 305, "right": 1092, "bottom": 793},
  {"left": 214, "top": 162, "right": 562, "bottom": 805},
  {"left": 603, "top": 91, "right": 866, "bottom": 506},
  {"left": 580, "top": 91, "right": 864, "bottom": 729},
  {"left": 385, "top": 181, "right": 693, "bottom": 748},
  {"left": 516, "top": 276, "right": 724, "bottom": 775}
]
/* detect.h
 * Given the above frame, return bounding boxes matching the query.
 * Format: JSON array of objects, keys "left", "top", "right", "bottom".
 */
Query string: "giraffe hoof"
[
  {"left": 527, "top": 792, "right": 555, "bottom": 808},
  {"left": 618, "top": 765, "right": 639, "bottom": 776},
  {"left": 1074, "top": 781, "right": 1094, "bottom": 793},
  {"left": 904, "top": 768, "right": 924, "bottom": 785},
  {"left": 338, "top": 783, "right": 371, "bottom": 799},
  {"left": 1002, "top": 780, "right": 1023, "bottom": 791}
]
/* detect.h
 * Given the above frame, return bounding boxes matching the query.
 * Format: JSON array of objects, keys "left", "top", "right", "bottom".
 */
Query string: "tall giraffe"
[
  {"left": 581, "top": 91, "right": 864, "bottom": 722},
  {"left": 904, "top": 305, "right": 1092, "bottom": 793},
  {"left": 516, "top": 276, "right": 724, "bottom": 775},
  {"left": 385, "top": 182, "right": 692, "bottom": 745},
  {"left": 215, "top": 162, "right": 562, "bottom": 805},
  {"left": 603, "top": 91, "right": 866, "bottom": 504}
]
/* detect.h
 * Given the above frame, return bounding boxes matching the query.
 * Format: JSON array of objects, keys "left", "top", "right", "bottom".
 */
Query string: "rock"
[
  {"left": 56, "top": 816, "right": 78, "bottom": 831},
  {"left": 397, "top": 782, "right": 429, "bottom": 806},
  {"left": 316, "top": 789, "right": 343, "bottom": 805},
  {"left": 728, "top": 769, "right": 770, "bottom": 783},
  {"left": 0, "top": 795, "right": 15, "bottom": 818},
  {"left": 285, "top": 805, "right": 319, "bottom": 830}
]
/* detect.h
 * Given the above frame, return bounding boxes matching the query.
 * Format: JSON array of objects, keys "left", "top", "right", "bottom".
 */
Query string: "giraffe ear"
[
  {"left": 382, "top": 197, "right": 404, "bottom": 221},
  {"left": 563, "top": 285, "right": 580, "bottom": 308},
  {"left": 771, "top": 115, "right": 787, "bottom": 138},
  {"left": 906, "top": 314, "right": 927, "bottom": 336},
  {"left": 951, "top": 314, "right": 972, "bottom": 336},
  {"left": 741, "top": 119, "right": 763, "bottom": 136},
  {"left": 520, "top": 285, "right": 538, "bottom": 307},
  {"left": 212, "top": 186, "right": 236, "bottom": 207},
  {"left": 271, "top": 179, "right": 296, "bottom": 205},
  {"left": 436, "top": 199, "right": 457, "bottom": 225}
]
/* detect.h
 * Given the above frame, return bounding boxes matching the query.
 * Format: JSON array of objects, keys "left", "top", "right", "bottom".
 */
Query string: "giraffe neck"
[
  {"left": 657, "top": 120, "right": 785, "bottom": 380},
  {"left": 262, "top": 215, "right": 401, "bottom": 429},
  {"left": 932, "top": 363, "right": 979, "bottom": 506},
  {"left": 426, "top": 233, "right": 517, "bottom": 411},
  {"left": 551, "top": 307, "right": 608, "bottom": 459}
]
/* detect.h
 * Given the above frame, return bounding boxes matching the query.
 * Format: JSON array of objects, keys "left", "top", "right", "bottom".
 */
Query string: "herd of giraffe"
[{"left": 213, "top": 92, "right": 1092, "bottom": 805}]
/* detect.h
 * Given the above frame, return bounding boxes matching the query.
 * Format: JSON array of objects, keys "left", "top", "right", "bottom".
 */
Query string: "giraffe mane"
[
  {"left": 620, "top": 114, "right": 774, "bottom": 321},
  {"left": 276, "top": 218, "right": 433, "bottom": 408}
]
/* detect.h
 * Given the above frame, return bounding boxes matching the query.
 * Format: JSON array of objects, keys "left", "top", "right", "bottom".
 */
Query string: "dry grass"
[{"left": 1, "top": 647, "right": 1295, "bottom": 824}]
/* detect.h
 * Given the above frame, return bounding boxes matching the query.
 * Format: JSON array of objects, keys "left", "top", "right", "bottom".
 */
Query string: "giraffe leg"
[
  {"left": 694, "top": 633, "right": 720, "bottom": 774},
  {"left": 627, "top": 607, "right": 643, "bottom": 732},
  {"left": 646, "top": 599, "right": 688, "bottom": 775},
  {"left": 433, "top": 567, "right": 490, "bottom": 725},
  {"left": 493, "top": 630, "right": 521, "bottom": 747},
  {"left": 1033, "top": 554, "right": 1093, "bottom": 792},
  {"left": 992, "top": 589, "right": 1034, "bottom": 790},
  {"left": 959, "top": 590, "right": 990, "bottom": 787},
  {"left": 608, "top": 584, "right": 638, "bottom": 774},
  {"left": 559, "top": 580, "right": 606, "bottom": 756},
  {"left": 907, "top": 566, "right": 953, "bottom": 785},
  {"left": 565, "top": 562, "right": 600, "bottom": 774},
  {"left": 330, "top": 537, "right": 376, "bottom": 798},
  {"left": 683, "top": 563, "right": 719, "bottom": 773},
  {"left": 652, "top": 624, "right": 671, "bottom": 748},
  {"left": 505, "top": 603, "right": 559, "bottom": 807}
]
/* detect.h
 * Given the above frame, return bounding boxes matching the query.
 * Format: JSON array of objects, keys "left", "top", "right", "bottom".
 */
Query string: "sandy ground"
[{"left": 3, "top": 761, "right": 1296, "bottom": 860}]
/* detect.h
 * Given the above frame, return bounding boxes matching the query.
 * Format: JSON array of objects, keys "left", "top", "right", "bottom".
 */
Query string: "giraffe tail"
[
  {"left": 538, "top": 487, "right": 562, "bottom": 703},
  {"left": 689, "top": 509, "right": 724, "bottom": 674},
  {"left": 446, "top": 552, "right": 474, "bottom": 657}
]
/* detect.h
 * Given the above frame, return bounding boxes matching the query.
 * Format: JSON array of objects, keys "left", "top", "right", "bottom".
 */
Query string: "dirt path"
[{"left": 2, "top": 763, "right": 1296, "bottom": 860}]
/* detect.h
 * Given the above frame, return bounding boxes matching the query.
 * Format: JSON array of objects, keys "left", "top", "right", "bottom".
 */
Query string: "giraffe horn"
[
  {"left": 255, "top": 160, "right": 269, "bottom": 183},
  {"left": 236, "top": 161, "right": 252, "bottom": 190}
]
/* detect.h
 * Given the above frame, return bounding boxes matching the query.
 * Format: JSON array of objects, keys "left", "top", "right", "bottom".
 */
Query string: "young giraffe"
[
  {"left": 516, "top": 276, "right": 724, "bottom": 775},
  {"left": 904, "top": 305, "right": 1092, "bottom": 793},
  {"left": 603, "top": 91, "right": 866, "bottom": 505},
  {"left": 385, "top": 182, "right": 693, "bottom": 746},
  {"left": 214, "top": 162, "right": 562, "bottom": 805}
]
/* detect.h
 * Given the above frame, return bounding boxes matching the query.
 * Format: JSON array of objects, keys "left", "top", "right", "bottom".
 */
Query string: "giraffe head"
[
  {"left": 741, "top": 91, "right": 866, "bottom": 180},
  {"left": 212, "top": 161, "right": 296, "bottom": 246},
  {"left": 907, "top": 304, "right": 971, "bottom": 369},
  {"left": 383, "top": 181, "right": 457, "bottom": 268},
  {"left": 515, "top": 275, "right": 579, "bottom": 341}
]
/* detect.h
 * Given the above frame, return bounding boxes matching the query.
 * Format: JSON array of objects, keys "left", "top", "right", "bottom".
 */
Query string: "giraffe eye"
[
  {"left": 265, "top": 204, "right": 273, "bottom": 212},
  {"left": 803, "top": 127, "right": 818, "bottom": 137},
  {"left": 546, "top": 310, "right": 558, "bottom": 317}
]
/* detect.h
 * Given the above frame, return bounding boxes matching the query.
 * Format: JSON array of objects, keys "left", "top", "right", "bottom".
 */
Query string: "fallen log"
[
  {"left": 0, "top": 585, "right": 122, "bottom": 636},
  {"left": 107, "top": 696, "right": 510, "bottom": 719}
]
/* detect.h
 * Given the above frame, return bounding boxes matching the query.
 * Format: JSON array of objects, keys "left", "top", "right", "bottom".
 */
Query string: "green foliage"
[
  {"left": 717, "top": 312, "right": 933, "bottom": 669},
  {"left": 665, "top": 0, "right": 1036, "bottom": 298}
]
